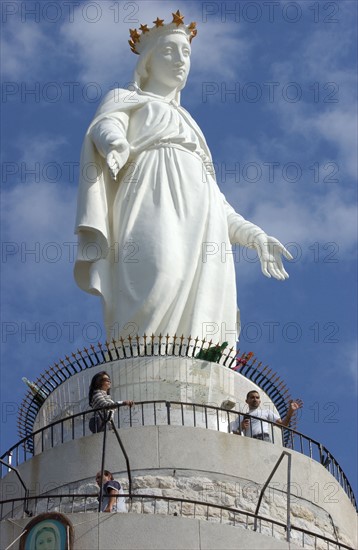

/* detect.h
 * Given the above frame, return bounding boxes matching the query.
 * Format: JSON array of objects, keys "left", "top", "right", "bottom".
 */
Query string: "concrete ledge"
[
  {"left": 0, "top": 513, "right": 302, "bottom": 550},
  {"left": 0, "top": 425, "right": 356, "bottom": 546}
]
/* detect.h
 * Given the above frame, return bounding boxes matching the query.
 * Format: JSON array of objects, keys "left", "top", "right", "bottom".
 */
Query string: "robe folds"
[{"left": 75, "top": 87, "right": 265, "bottom": 348}]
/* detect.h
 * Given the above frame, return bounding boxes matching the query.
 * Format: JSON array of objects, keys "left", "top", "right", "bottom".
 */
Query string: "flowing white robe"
[{"left": 74, "top": 87, "right": 265, "bottom": 348}]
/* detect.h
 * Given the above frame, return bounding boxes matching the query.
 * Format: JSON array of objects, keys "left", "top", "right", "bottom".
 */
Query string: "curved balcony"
[
  {"left": 3, "top": 340, "right": 356, "bottom": 550},
  {"left": 1, "top": 401, "right": 356, "bottom": 509},
  {"left": 0, "top": 494, "right": 355, "bottom": 549},
  {"left": 16, "top": 338, "right": 296, "bottom": 445}
]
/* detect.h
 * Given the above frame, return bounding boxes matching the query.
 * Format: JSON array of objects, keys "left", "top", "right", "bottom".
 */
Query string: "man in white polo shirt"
[{"left": 231, "top": 390, "right": 303, "bottom": 442}]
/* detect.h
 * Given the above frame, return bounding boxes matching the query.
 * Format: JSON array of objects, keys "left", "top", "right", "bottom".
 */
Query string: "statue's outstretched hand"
[
  {"left": 107, "top": 150, "right": 123, "bottom": 180},
  {"left": 254, "top": 235, "right": 293, "bottom": 280}
]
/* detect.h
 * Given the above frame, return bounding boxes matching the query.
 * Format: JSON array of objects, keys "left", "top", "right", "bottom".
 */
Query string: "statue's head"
[
  {"left": 30, "top": 522, "right": 61, "bottom": 550},
  {"left": 129, "top": 10, "right": 197, "bottom": 97}
]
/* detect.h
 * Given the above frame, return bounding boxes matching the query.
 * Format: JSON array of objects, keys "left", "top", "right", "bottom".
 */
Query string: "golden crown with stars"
[{"left": 128, "top": 10, "right": 197, "bottom": 55}]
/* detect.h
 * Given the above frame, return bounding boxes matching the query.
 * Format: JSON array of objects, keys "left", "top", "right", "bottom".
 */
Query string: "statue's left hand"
[{"left": 254, "top": 235, "right": 293, "bottom": 280}]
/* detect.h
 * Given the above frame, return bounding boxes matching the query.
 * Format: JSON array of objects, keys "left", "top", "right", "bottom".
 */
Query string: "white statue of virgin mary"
[{"left": 74, "top": 11, "right": 292, "bottom": 349}]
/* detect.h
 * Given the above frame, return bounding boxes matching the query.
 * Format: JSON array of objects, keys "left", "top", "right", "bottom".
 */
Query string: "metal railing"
[
  {"left": 17, "top": 337, "right": 294, "bottom": 443},
  {"left": 1, "top": 401, "right": 356, "bottom": 508},
  {"left": 0, "top": 493, "right": 354, "bottom": 549},
  {"left": 97, "top": 417, "right": 132, "bottom": 512},
  {"left": 254, "top": 452, "right": 292, "bottom": 540}
]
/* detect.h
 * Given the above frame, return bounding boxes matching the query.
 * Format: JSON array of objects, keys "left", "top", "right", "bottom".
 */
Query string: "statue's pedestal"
[
  {"left": 34, "top": 356, "right": 281, "bottom": 434},
  {"left": 1, "top": 356, "right": 356, "bottom": 549}
]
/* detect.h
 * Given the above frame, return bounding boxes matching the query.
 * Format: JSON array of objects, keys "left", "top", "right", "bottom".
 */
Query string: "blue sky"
[{"left": 1, "top": 0, "right": 357, "bottom": 499}]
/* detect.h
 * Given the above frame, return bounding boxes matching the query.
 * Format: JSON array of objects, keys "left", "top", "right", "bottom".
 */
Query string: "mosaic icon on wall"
[{"left": 20, "top": 512, "right": 73, "bottom": 550}]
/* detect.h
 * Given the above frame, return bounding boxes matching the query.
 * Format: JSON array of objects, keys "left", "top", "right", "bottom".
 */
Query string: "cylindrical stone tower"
[{"left": 0, "top": 337, "right": 356, "bottom": 549}]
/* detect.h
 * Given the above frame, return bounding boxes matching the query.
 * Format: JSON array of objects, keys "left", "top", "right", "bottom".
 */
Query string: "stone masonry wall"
[{"left": 34, "top": 471, "right": 355, "bottom": 550}]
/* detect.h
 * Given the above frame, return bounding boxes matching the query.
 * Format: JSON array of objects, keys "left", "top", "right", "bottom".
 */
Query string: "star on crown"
[{"left": 128, "top": 10, "right": 197, "bottom": 55}]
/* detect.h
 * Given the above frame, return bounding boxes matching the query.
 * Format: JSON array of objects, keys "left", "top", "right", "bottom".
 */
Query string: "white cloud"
[
  {"left": 1, "top": 131, "right": 77, "bottom": 312},
  {"left": 59, "top": 0, "right": 250, "bottom": 88},
  {"left": 305, "top": 110, "right": 357, "bottom": 180},
  {"left": 344, "top": 343, "right": 358, "bottom": 388},
  {"left": 212, "top": 12, "right": 357, "bottom": 262},
  {"left": 267, "top": 16, "right": 357, "bottom": 180},
  {"left": 1, "top": 166, "right": 105, "bottom": 381},
  {"left": 216, "top": 127, "right": 357, "bottom": 269},
  {"left": 1, "top": 19, "right": 51, "bottom": 79},
  {"left": 2, "top": 178, "right": 76, "bottom": 304},
  {"left": 224, "top": 176, "right": 356, "bottom": 264},
  {"left": 249, "top": 192, "right": 357, "bottom": 253},
  {"left": 1, "top": 169, "right": 103, "bottom": 366},
  {"left": 18, "top": 134, "right": 68, "bottom": 165},
  {"left": 2, "top": 179, "right": 75, "bottom": 242}
]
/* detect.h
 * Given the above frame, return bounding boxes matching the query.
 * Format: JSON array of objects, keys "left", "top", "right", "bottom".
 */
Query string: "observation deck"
[{"left": 1, "top": 337, "right": 356, "bottom": 550}]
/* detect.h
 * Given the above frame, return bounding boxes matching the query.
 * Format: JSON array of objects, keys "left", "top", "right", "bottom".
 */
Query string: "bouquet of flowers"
[{"left": 232, "top": 351, "right": 254, "bottom": 371}]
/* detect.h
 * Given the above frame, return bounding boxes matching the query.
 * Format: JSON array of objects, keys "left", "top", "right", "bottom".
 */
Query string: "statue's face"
[
  {"left": 35, "top": 529, "right": 56, "bottom": 550},
  {"left": 148, "top": 33, "right": 191, "bottom": 90}
]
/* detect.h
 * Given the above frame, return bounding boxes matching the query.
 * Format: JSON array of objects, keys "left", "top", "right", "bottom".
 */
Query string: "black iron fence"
[
  {"left": 0, "top": 493, "right": 354, "bottom": 550},
  {"left": 17, "top": 337, "right": 294, "bottom": 444},
  {"left": 1, "top": 401, "right": 356, "bottom": 509}
]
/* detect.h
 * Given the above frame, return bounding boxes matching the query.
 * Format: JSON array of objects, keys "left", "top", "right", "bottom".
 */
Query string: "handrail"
[
  {"left": 0, "top": 459, "right": 28, "bottom": 494},
  {"left": 16, "top": 338, "right": 293, "bottom": 442},
  {"left": 98, "top": 416, "right": 108, "bottom": 513},
  {"left": 110, "top": 419, "right": 132, "bottom": 497},
  {"left": 4, "top": 531, "right": 28, "bottom": 550},
  {"left": 97, "top": 417, "right": 132, "bottom": 513},
  {"left": 0, "top": 493, "right": 354, "bottom": 549},
  {"left": 1, "top": 400, "right": 356, "bottom": 509},
  {"left": 0, "top": 459, "right": 30, "bottom": 517},
  {"left": 254, "top": 451, "right": 292, "bottom": 540}
]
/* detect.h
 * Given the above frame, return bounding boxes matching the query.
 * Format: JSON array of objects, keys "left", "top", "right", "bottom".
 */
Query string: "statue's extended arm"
[
  {"left": 224, "top": 200, "right": 293, "bottom": 280},
  {"left": 90, "top": 113, "right": 130, "bottom": 180}
]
